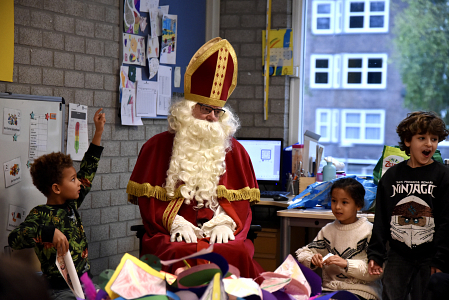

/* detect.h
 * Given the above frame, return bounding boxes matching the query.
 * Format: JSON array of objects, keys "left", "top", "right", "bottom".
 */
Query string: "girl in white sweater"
[{"left": 296, "top": 177, "right": 382, "bottom": 300}]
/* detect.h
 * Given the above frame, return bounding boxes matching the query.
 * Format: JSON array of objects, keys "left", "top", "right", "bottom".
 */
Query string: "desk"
[{"left": 277, "top": 208, "right": 375, "bottom": 260}]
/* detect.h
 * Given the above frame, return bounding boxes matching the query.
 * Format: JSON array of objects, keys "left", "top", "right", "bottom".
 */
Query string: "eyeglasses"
[{"left": 197, "top": 103, "right": 226, "bottom": 118}]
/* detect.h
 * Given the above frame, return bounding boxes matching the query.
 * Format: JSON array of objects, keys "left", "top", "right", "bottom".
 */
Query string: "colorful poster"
[
  {"left": 3, "top": 157, "right": 22, "bottom": 188},
  {"left": 160, "top": 14, "right": 177, "bottom": 65},
  {"left": 262, "top": 28, "right": 294, "bottom": 76},
  {"left": 66, "top": 104, "right": 88, "bottom": 161},
  {"left": 124, "top": 0, "right": 140, "bottom": 34},
  {"left": 122, "top": 33, "right": 146, "bottom": 66},
  {"left": 3, "top": 108, "right": 21, "bottom": 135},
  {"left": 7, "top": 204, "right": 26, "bottom": 231}
]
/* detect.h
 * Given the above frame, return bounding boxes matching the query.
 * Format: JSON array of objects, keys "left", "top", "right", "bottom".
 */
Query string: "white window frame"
[
  {"left": 312, "top": 1, "right": 335, "bottom": 34},
  {"left": 316, "top": 108, "right": 339, "bottom": 142},
  {"left": 341, "top": 53, "right": 387, "bottom": 89},
  {"left": 341, "top": 109, "right": 385, "bottom": 144},
  {"left": 310, "top": 54, "right": 334, "bottom": 88},
  {"left": 344, "top": 0, "right": 390, "bottom": 33}
]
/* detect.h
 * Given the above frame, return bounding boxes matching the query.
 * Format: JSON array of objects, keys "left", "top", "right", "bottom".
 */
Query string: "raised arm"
[{"left": 92, "top": 108, "right": 106, "bottom": 146}]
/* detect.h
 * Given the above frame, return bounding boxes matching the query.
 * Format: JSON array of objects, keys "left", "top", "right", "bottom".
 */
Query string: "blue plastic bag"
[{"left": 288, "top": 175, "right": 377, "bottom": 212}]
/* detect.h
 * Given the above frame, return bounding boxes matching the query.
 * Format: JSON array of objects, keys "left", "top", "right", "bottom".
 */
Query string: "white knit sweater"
[{"left": 296, "top": 217, "right": 382, "bottom": 300}]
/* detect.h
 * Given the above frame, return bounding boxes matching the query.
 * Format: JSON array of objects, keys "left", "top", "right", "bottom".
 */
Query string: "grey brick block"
[
  {"left": 42, "top": 32, "right": 64, "bottom": 50},
  {"left": 111, "top": 125, "right": 129, "bottom": 140},
  {"left": 87, "top": 4, "right": 105, "bottom": 22},
  {"left": 6, "top": 84, "right": 30, "bottom": 95},
  {"left": 105, "top": 7, "right": 120, "bottom": 24},
  {"left": 100, "top": 239, "right": 117, "bottom": 257},
  {"left": 95, "top": 57, "right": 113, "bottom": 74},
  {"left": 65, "top": 1, "right": 85, "bottom": 17},
  {"left": 101, "top": 123, "right": 112, "bottom": 140},
  {"left": 64, "top": 71, "right": 84, "bottom": 88},
  {"left": 269, "top": 127, "right": 286, "bottom": 139},
  {"left": 120, "top": 141, "right": 138, "bottom": 156},
  {"left": 20, "top": 28, "right": 42, "bottom": 46},
  {"left": 254, "top": 113, "right": 285, "bottom": 127},
  {"left": 88, "top": 242, "right": 100, "bottom": 259},
  {"left": 111, "top": 190, "right": 128, "bottom": 206},
  {"left": 31, "top": 49, "right": 53, "bottom": 67},
  {"left": 14, "top": 46, "right": 31, "bottom": 64},
  {"left": 31, "top": 10, "right": 53, "bottom": 30},
  {"left": 54, "top": 88, "right": 74, "bottom": 103},
  {"left": 128, "top": 157, "right": 137, "bottom": 172},
  {"left": 129, "top": 126, "right": 145, "bottom": 140},
  {"left": 238, "top": 127, "right": 270, "bottom": 138},
  {"left": 111, "top": 157, "right": 128, "bottom": 173},
  {"left": 90, "top": 257, "right": 109, "bottom": 276},
  {"left": 127, "top": 219, "right": 143, "bottom": 236},
  {"left": 92, "top": 174, "right": 102, "bottom": 191},
  {"left": 239, "top": 72, "right": 264, "bottom": 85},
  {"left": 237, "top": 57, "right": 255, "bottom": 71},
  {"left": 86, "top": 39, "right": 105, "bottom": 56},
  {"left": 119, "top": 205, "right": 136, "bottom": 221},
  {"left": 117, "top": 236, "right": 135, "bottom": 253},
  {"left": 75, "top": 89, "right": 94, "bottom": 106},
  {"left": 54, "top": 15, "right": 75, "bottom": 33},
  {"left": 272, "top": 0, "right": 291, "bottom": 13},
  {"left": 54, "top": 52, "right": 75, "bottom": 69},
  {"left": 31, "top": 86, "right": 53, "bottom": 96},
  {"left": 83, "top": 226, "right": 91, "bottom": 241},
  {"left": 102, "top": 174, "right": 120, "bottom": 190},
  {"left": 272, "top": 14, "right": 290, "bottom": 28},
  {"left": 94, "top": 90, "right": 113, "bottom": 107},
  {"left": 76, "top": 19, "right": 95, "bottom": 37},
  {"left": 44, "top": 0, "right": 65, "bottom": 13},
  {"left": 90, "top": 224, "right": 109, "bottom": 242},
  {"left": 237, "top": 113, "right": 254, "bottom": 127},
  {"left": 241, "top": 15, "right": 266, "bottom": 28},
  {"left": 74, "top": 54, "right": 94, "bottom": 72},
  {"left": 18, "top": 65, "right": 41, "bottom": 84},
  {"left": 100, "top": 206, "right": 119, "bottom": 224},
  {"left": 102, "top": 141, "right": 120, "bottom": 156},
  {"left": 91, "top": 190, "right": 111, "bottom": 208},
  {"left": 95, "top": 24, "right": 114, "bottom": 40},
  {"left": 120, "top": 173, "right": 131, "bottom": 189},
  {"left": 233, "top": 85, "right": 255, "bottom": 99},
  {"left": 102, "top": 107, "right": 118, "bottom": 125},
  {"left": 85, "top": 73, "right": 104, "bottom": 89},
  {"left": 65, "top": 35, "right": 85, "bottom": 53},
  {"left": 110, "top": 222, "right": 127, "bottom": 239},
  {"left": 220, "top": 15, "right": 240, "bottom": 28},
  {"left": 270, "top": 100, "right": 286, "bottom": 114},
  {"left": 104, "top": 74, "right": 118, "bottom": 91},
  {"left": 79, "top": 193, "right": 92, "bottom": 210},
  {"left": 241, "top": 43, "right": 262, "bottom": 57},
  {"left": 97, "top": 158, "right": 111, "bottom": 174},
  {"left": 81, "top": 208, "right": 101, "bottom": 226},
  {"left": 15, "top": 7, "right": 31, "bottom": 26},
  {"left": 225, "top": 30, "right": 256, "bottom": 43},
  {"left": 145, "top": 125, "right": 164, "bottom": 140},
  {"left": 108, "top": 254, "right": 124, "bottom": 270},
  {"left": 225, "top": 1, "right": 256, "bottom": 13}
]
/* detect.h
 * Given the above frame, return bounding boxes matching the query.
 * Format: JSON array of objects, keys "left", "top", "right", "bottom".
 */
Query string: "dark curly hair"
[
  {"left": 396, "top": 111, "right": 449, "bottom": 156},
  {"left": 330, "top": 177, "right": 365, "bottom": 209},
  {"left": 30, "top": 152, "right": 73, "bottom": 197}
]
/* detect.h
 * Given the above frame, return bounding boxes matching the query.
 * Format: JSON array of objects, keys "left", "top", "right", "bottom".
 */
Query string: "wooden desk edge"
[{"left": 277, "top": 209, "right": 375, "bottom": 222}]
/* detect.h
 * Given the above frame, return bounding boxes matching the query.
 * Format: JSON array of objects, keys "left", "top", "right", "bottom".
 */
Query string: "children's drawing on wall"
[
  {"left": 3, "top": 108, "right": 21, "bottom": 135},
  {"left": 139, "top": 0, "right": 159, "bottom": 13},
  {"left": 124, "top": 0, "right": 140, "bottom": 34},
  {"left": 147, "top": 35, "right": 159, "bottom": 58},
  {"left": 160, "top": 14, "right": 177, "bottom": 65},
  {"left": 7, "top": 204, "right": 25, "bottom": 231},
  {"left": 66, "top": 104, "right": 88, "bottom": 161},
  {"left": 262, "top": 28, "right": 294, "bottom": 76},
  {"left": 120, "top": 66, "right": 136, "bottom": 90},
  {"left": 148, "top": 58, "right": 159, "bottom": 79},
  {"left": 121, "top": 88, "right": 143, "bottom": 126},
  {"left": 123, "top": 33, "right": 146, "bottom": 66},
  {"left": 3, "top": 157, "right": 22, "bottom": 188}
]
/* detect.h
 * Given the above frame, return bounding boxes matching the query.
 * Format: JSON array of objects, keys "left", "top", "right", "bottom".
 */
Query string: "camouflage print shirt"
[{"left": 8, "top": 144, "right": 103, "bottom": 289}]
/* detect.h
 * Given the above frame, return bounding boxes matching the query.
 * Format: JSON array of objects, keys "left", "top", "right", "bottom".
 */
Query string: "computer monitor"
[{"left": 236, "top": 138, "right": 284, "bottom": 190}]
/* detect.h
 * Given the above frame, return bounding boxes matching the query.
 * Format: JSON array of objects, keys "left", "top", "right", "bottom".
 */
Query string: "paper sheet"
[
  {"left": 157, "top": 65, "right": 172, "bottom": 115},
  {"left": 56, "top": 251, "right": 85, "bottom": 299},
  {"left": 29, "top": 115, "right": 49, "bottom": 160},
  {"left": 7, "top": 204, "right": 26, "bottom": 231},
  {"left": 122, "top": 33, "right": 146, "bottom": 66},
  {"left": 136, "top": 80, "right": 158, "bottom": 117},
  {"left": 3, "top": 108, "right": 21, "bottom": 135},
  {"left": 140, "top": 0, "right": 159, "bottom": 12},
  {"left": 160, "top": 14, "right": 177, "bottom": 64},
  {"left": 3, "top": 157, "right": 22, "bottom": 188},
  {"left": 121, "top": 88, "right": 143, "bottom": 126},
  {"left": 67, "top": 104, "right": 88, "bottom": 161},
  {"left": 147, "top": 35, "right": 159, "bottom": 58}
]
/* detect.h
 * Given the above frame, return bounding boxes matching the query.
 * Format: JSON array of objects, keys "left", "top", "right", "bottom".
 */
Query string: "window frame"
[
  {"left": 316, "top": 108, "right": 339, "bottom": 143},
  {"left": 341, "top": 53, "right": 388, "bottom": 89},
  {"left": 312, "top": 1, "right": 336, "bottom": 34},
  {"left": 344, "top": 0, "right": 390, "bottom": 33},
  {"left": 310, "top": 54, "right": 334, "bottom": 88},
  {"left": 340, "top": 109, "right": 385, "bottom": 144}
]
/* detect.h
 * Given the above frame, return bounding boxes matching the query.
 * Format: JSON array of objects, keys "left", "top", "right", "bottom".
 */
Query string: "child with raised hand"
[
  {"left": 296, "top": 177, "right": 382, "bottom": 300},
  {"left": 367, "top": 111, "right": 449, "bottom": 300},
  {"left": 8, "top": 108, "right": 106, "bottom": 300}
]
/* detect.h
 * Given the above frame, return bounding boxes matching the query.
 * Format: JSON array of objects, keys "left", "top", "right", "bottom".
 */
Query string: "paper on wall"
[
  {"left": 3, "top": 157, "right": 22, "bottom": 188},
  {"left": 122, "top": 33, "right": 146, "bottom": 66},
  {"left": 7, "top": 204, "right": 26, "bottom": 231},
  {"left": 3, "top": 107, "right": 21, "bottom": 135},
  {"left": 56, "top": 251, "right": 85, "bottom": 299},
  {"left": 121, "top": 88, "right": 143, "bottom": 126},
  {"left": 140, "top": 0, "right": 159, "bottom": 12},
  {"left": 160, "top": 14, "right": 177, "bottom": 65},
  {"left": 29, "top": 115, "right": 49, "bottom": 161},
  {"left": 136, "top": 80, "right": 158, "bottom": 118},
  {"left": 157, "top": 65, "right": 172, "bottom": 116},
  {"left": 147, "top": 35, "right": 159, "bottom": 59},
  {"left": 67, "top": 104, "right": 88, "bottom": 161}
]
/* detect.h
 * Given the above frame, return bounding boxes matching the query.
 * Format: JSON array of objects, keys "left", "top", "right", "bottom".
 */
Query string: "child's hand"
[
  {"left": 368, "top": 259, "right": 383, "bottom": 275},
  {"left": 323, "top": 254, "right": 347, "bottom": 269},
  {"left": 92, "top": 108, "right": 106, "bottom": 146},
  {"left": 53, "top": 228, "right": 69, "bottom": 257},
  {"left": 311, "top": 253, "right": 324, "bottom": 268}
]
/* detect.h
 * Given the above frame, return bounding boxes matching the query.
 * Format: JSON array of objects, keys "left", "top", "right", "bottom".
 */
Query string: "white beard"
[
  {"left": 390, "top": 216, "right": 435, "bottom": 248},
  {"left": 165, "top": 101, "right": 235, "bottom": 210}
]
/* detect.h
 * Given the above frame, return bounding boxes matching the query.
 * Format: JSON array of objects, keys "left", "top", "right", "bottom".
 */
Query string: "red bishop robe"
[{"left": 127, "top": 131, "right": 264, "bottom": 278}]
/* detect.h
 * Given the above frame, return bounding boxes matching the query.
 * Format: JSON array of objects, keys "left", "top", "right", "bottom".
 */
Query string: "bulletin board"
[{"left": 120, "top": 0, "right": 207, "bottom": 119}]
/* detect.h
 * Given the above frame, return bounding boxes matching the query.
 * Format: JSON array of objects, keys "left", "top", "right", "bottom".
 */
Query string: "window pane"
[
  {"left": 366, "top": 127, "right": 380, "bottom": 139},
  {"left": 320, "top": 112, "right": 328, "bottom": 122},
  {"left": 320, "top": 126, "right": 328, "bottom": 137},
  {"left": 366, "top": 113, "right": 380, "bottom": 123},
  {"left": 346, "top": 113, "right": 360, "bottom": 123},
  {"left": 368, "top": 72, "right": 382, "bottom": 83},
  {"left": 317, "top": 4, "right": 331, "bottom": 14},
  {"left": 368, "top": 58, "right": 383, "bottom": 68},
  {"left": 350, "top": 16, "right": 364, "bottom": 28},
  {"left": 348, "top": 72, "right": 362, "bottom": 83},
  {"left": 350, "top": 2, "right": 365, "bottom": 12},
  {"left": 316, "top": 59, "right": 329, "bottom": 68},
  {"left": 317, "top": 18, "right": 331, "bottom": 29},
  {"left": 348, "top": 59, "right": 362, "bottom": 68},
  {"left": 370, "top": 2, "right": 385, "bottom": 12},
  {"left": 370, "top": 16, "right": 384, "bottom": 28},
  {"left": 315, "top": 72, "right": 329, "bottom": 83},
  {"left": 346, "top": 127, "right": 360, "bottom": 139}
]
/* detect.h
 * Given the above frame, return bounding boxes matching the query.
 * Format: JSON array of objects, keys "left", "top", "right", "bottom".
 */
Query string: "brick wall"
[{"left": 3, "top": 0, "right": 292, "bottom": 276}]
